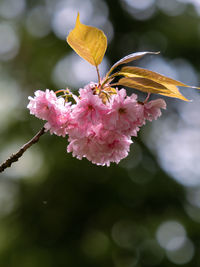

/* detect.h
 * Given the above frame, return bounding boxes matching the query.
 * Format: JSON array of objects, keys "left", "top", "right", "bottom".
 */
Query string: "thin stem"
[
  {"left": 101, "top": 72, "right": 119, "bottom": 88},
  {"left": 55, "top": 89, "right": 67, "bottom": 94},
  {"left": 144, "top": 92, "right": 151, "bottom": 103},
  {"left": 96, "top": 65, "right": 101, "bottom": 85},
  {"left": 0, "top": 127, "right": 46, "bottom": 174},
  {"left": 104, "top": 65, "right": 115, "bottom": 81}
]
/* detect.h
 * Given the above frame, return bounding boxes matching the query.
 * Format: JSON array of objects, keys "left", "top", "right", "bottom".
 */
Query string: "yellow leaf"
[
  {"left": 122, "top": 77, "right": 168, "bottom": 90},
  {"left": 120, "top": 66, "right": 189, "bottom": 87},
  {"left": 117, "top": 77, "right": 189, "bottom": 101},
  {"left": 113, "top": 66, "right": 200, "bottom": 101},
  {"left": 66, "top": 13, "right": 107, "bottom": 66},
  {"left": 106, "top": 52, "right": 159, "bottom": 78},
  {"left": 161, "top": 83, "right": 189, "bottom": 101}
]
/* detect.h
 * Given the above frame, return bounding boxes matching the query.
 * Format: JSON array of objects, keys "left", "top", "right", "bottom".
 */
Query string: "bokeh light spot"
[
  {"left": 112, "top": 220, "right": 148, "bottom": 249},
  {"left": 52, "top": 53, "right": 109, "bottom": 89},
  {"left": 120, "top": 0, "right": 156, "bottom": 20},
  {"left": 0, "top": 78, "right": 22, "bottom": 129},
  {"left": 121, "top": 0, "right": 155, "bottom": 10},
  {"left": 157, "top": 0, "right": 186, "bottom": 16},
  {"left": 0, "top": 23, "right": 20, "bottom": 61},
  {"left": 166, "top": 238, "right": 195, "bottom": 264},
  {"left": 51, "top": 0, "right": 93, "bottom": 40},
  {"left": 26, "top": 6, "right": 51, "bottom": 38},
  {"left": 156, "top": 221, "right": 186, "bottom": 251},
  {"left": 0, "top": 0, "right": 26, "bottom": 19}
]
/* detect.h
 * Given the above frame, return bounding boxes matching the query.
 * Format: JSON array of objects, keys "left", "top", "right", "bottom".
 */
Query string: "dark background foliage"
[{"left": 1, "top": 0, "right": 200, "bottom": 266}]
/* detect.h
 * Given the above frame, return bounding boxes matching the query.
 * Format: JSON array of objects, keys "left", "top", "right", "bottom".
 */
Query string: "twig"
[{"left": 0, "top": 127, "right": 46, "bottom": 173}]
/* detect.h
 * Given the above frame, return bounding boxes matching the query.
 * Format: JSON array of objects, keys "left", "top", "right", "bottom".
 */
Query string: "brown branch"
[{"left": 0, "top": 127, "right": 46, "bottom": 173}]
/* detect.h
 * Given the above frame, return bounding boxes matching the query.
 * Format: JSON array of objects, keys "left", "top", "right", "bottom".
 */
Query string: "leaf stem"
[
  {"left": 96, "top": 65, "right": 101, "bottom": 85},
  {"left": 0, "top": 127, "right": 46, "bottom": 174},
  {"left": 101, "top": 73, "right": 119, "bottom": 88}
]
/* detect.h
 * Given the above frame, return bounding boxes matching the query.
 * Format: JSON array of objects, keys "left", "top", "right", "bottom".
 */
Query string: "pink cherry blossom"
[
  {"left": 103, "top": 89, "right": 143, "bottom": 136},
  {"left": 67, "top": 125, "right": 132, "bottom": 166},
  {"left": 90, "top": 126, "right": 132, "bottom": 166},
  {"left": 44, "top": 99, "right": 72, "bottom": 137},
  {"left": 28, "top": 89, "right": 73, "bottom": 137},
  {"left": 27, "top": 83, "right": 167, "bottom": 166},
  {"left": 67, "top": 127, "right": 96, "bottom": 161},
  {"left": 143, "top": 98, "right": 166, "bottom": 121},
  {"left": 72, "top": 84, "right": 108, "bottom": 127},
  {"left": 78, "top": 81, "right": 97, "bottom": 97},
  {"left": 27, "top": 89, "right": 57, "bottom": 121}
]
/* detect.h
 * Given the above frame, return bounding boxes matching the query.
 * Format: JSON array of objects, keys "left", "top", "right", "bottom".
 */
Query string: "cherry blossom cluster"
[{"left": 27, "top": 83, "right": 166, "bottom": 166}]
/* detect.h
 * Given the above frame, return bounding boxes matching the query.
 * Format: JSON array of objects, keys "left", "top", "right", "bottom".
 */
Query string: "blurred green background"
[{"left": 1, "top": 0, "right": 200, "bottom": 266}]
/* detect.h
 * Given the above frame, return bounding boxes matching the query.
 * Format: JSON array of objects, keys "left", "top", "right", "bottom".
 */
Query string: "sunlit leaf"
[
  {"left": 121, "top": 77, "right": 168, "bottom": 90},
  {"left": 120, "top": 66, "right": 190, "bottom": 87},
  {"left": 67, "top": 13, "right": 107, "bottom": 66},
  {"left": 106, "top": 52, "right": 159, "bottom": 76},
  {"left": 117, "top": 77, "right": 189, "bottom": 101},
  {"left": 160, "top": 83, "right": 189, "bottom": 100},
  {"left": 112, "top": 65, "right": 200, "bottom": 101}
]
